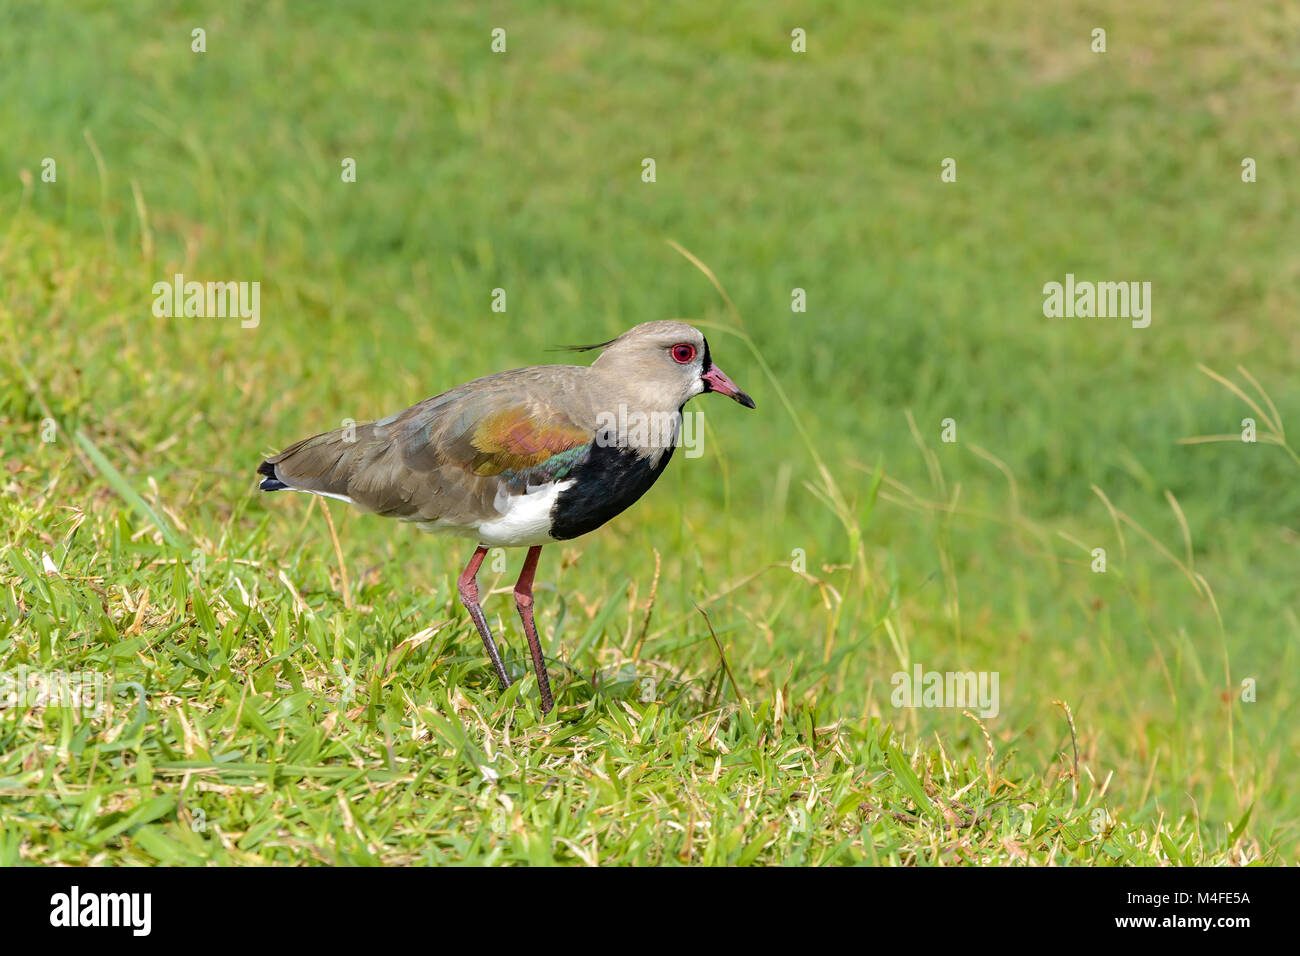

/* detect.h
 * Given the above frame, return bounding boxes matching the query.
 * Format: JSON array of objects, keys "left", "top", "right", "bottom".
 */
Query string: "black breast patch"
[{"left": 549, "top": 437, "right": 676, "bottom": 541}]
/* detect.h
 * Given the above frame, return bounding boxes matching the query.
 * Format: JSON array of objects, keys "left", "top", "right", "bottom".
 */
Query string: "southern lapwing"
[{"left": 257, "top": 320, "right": 754, "bottom": 713}]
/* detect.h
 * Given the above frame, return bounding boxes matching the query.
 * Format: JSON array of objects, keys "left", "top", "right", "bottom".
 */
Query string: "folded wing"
[{"left": 259, "top": 367, "right": 595, "bottom": 527}]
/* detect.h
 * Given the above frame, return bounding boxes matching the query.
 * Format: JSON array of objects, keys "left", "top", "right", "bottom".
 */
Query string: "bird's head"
[{"left": 581, "top": 320, "right": 756, "bottom": 412}]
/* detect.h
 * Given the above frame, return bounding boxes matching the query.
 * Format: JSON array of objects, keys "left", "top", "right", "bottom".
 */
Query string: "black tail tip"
[{"left": 257, "top": 459, "right": 287, "bottom": 491}]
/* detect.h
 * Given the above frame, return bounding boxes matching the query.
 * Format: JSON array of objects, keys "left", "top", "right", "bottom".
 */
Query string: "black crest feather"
[{"left": 548, "top": 337, "right": 619, "bottom": 353}]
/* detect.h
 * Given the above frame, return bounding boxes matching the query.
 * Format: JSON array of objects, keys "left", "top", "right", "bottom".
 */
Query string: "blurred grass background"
[{"left": 0, "top": 0, "right": 1296, "bottom": 863}]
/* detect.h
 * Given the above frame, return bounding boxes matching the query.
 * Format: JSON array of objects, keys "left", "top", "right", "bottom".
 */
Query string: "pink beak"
[{"left": 701, "top": 364, "right": 756, "bottom": 409}]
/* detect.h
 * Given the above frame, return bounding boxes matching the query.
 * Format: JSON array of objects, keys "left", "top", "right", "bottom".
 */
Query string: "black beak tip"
[{"left": 735, "top": 391, "right": 756, "bottom": 410}]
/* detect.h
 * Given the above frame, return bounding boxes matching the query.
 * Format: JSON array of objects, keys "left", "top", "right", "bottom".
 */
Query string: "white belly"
[
  {"left": 415, "top": 479, "right": 573, "bottom": 548},
  {"left": 477, "top": 479, "right": 573, "bottom": 546}
]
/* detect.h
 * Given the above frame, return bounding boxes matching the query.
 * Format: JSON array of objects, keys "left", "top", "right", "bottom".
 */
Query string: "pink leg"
[
  {"left": 458, "top": 545, "right": 511, "bottom": 690},
  {"left": 513, "top": 546, "right": 554, "bottom": 713}
]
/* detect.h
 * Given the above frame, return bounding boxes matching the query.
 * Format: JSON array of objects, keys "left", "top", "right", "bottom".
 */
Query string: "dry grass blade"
[{"left": 696, "top": 605, "right": 742, "bottom": 705}]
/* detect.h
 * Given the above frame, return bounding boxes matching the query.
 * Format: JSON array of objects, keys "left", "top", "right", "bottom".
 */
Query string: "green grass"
[{"left": 0, "top": 0, "right": 1295, "bottom": 864}]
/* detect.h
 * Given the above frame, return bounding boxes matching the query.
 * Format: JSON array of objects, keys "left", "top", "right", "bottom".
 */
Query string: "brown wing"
[{"left": 261, "top": 366, "right": 596, "bottom": 525}]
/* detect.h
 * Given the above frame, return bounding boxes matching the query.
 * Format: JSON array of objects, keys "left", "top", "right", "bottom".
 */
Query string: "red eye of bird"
[{"left": 670, "top": 343, "right": 697, "bottom": 364}]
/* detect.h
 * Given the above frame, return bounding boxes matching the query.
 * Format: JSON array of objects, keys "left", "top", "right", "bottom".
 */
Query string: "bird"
[{"left": 256, "top": 320, "right": 755, "bottom": 714}]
